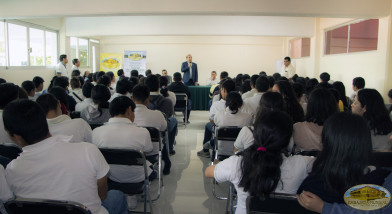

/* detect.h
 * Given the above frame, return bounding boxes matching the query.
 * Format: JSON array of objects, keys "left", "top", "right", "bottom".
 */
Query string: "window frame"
[
  {"left": 70, "top": 36, "right": 90, "bottom": 68},
  {"left": 0, "top": 19, "right": 59, "bottom": 70},
  {"left": 323, "top": 19, "right": 379, "bottom": 56},
  {"left": 289, "top": 37, "right": 311, "bottom": 59}
]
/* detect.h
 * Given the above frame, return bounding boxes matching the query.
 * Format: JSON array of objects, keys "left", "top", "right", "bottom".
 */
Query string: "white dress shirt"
[
  {"left": 69, "top": 88, "right": 85, "bottom": 103},
  {"left": 56, "top": 62, "right": 68, "bottom": 77},
  {"left": 234, "top": 126, "right": 254, "bottom": 152},
  {"left": 280, "top": 64, "right": 295, "bottom": 78},
  {"left": 108, "top": 92, "right": 130, "bottom": 102},
  {"left": 75, "top": 98, "right": 93, "bottom": 112},
  {"left": 241, "top": 88, "right": 257, "bottom": 100},
  {"left": 6, "top": 135, "right": 110, "bottom": 214},
  {"left": 47, "top": 114, "right": 92, "bottom": 143},
  {"left": 0, "top": 110, "right": 13, "bottom": 144},
  {"left": 71, "top": 65, "right": 80, "bottom": 71},
  {"left": 209, "top": 99, "right": 226, "bottom": 121},
  {"left": 92, "top": 117, "right": 153, "bottom": 183},
  {"left": 242, "top": 92, "right": 264, "bottom": 116},
  {"left": 0, "top": 165, "right": 12, "bottom": 202},
  {"left": 206, "top": 78, "right": 219, "bottom": 86}
]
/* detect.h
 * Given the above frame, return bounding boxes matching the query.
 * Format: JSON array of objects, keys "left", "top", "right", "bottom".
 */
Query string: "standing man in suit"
[{"left": 181, "top": 54, "right": 198, "bottom": 86}]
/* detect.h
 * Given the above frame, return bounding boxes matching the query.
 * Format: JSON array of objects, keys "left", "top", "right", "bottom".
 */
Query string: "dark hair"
[
  {"left": 86, "top": 73, "right": 93, "bottom": 82},
  {"left": 36, "top": 93, "right": 58, "bottom": 115},
  {"left": 357, "top": 89, "right": 392, "bottom": 135},
  {"left": 129, "top": 77, "right": 138, "bottom": 86},
  {"left": 305, "top": 78, "right": 319, "bottom": 100},
  {"left": 242, "top": 74, "right": 250, "bottom": 81},
  {"left": 0, "top": 83, "right": 19, "bottom": 109},
  {"left": 272, "top": 73, "right": 281, "bottom": 81},
  {"left": 328, "top": 88, "right": 340, "bottom": 105},
  {"left": 250, "top": 75, "right": 260, "bottom": 87},
  {"left": 255, "top": 92, "right": 284, "bottom": 121},
  {"left": 292, "top": 82, "right": 304, "bottom": 100},
  {"left": 106, "top": 71, "right": 114, "bottom": 81},
  {"left": 255, "top": 77, "right": 270, "bottom": 93},
  {"left": 239, "top": 111, "right": 293, "bottom": 197},
  {"left": 388, "top": 89, "right": 392, "bottom": 100},
  {"left": 109, "top": 96, "right": 136, "bottom": 117},
  {"left": 3, "top": 99, "right": 49, "bottom": 145},
  {"left": 82, "top": 82, "right": 94, "bottom": 98},
  {"left": 53, "top": 76, "right": 69, "bottom": 90},
  {"left": 92, "top": 72, "right": 98, "bottom": 82},
  {"left": 83, "top": 71, "right": 89, "bottom": 78},
  {"left": 91, "top": 84, "right": 111, "bottom": 116},
  {"left": 97, "top": 75, "right": 111, "bottom": 87},
  {"left": 116, "top": 78, "right": 132, "bottom": 95},
  {"left": 72, "top": 58, "right": 78, "bottom": 65},
  {"left": 78, "top": 76, "right": 85, "bottom": 87},
  {"left": 145, "top": 69, "right": 152, "bottom": 76},
  {"left": 275, "top": 80, "right": 304, "bottom": 123},
  {"left": 220, "top": 71, "right": 229, "bottom": 79},
  {"left": 21, "top": 81, "right": 35, "bottom": 94},
  {"left": 222, "top": 79, "right": 236, "bottom": 94},
  {"left": 59, "top": 54, "right": 67, "bottom": 62},
  {"left": 0, "top": 78, "right": 6, "bottom": 84},
  {"left": 259, "top": 71, "right": 267, "bottom": 77},
  {"left": 266, "top": 76, "right": 275, "bottom": 89},
  {"left": 145, "top": 74, "right": 159, "bottom": 92},
  {"left": 132, "top": 85, "right": 150, "bottom": 103},
  {"left": 70, "top": 77, "right": 81, "bottom": 89},
  {"left": 319, "top": 72, "right": 330, "bottom": 82},
  {"left": 32, "top": 76, "right": 44, "bottom": 88},
  {"left": 235, "top": 74, "right": 243, "bottom": 86},
  {"left": 71, "top": 69, "right": 81, "bottom": 77},
  {"left": 117, "top": 69, "right": 124, "bottom": 77},
  {"left": 306, "top": 88, "right": 338, "bottom": 126},
  {"left": 225, "top": 92, "right": 243, "bottom": 114},
  {"left": 159, "top": 76, "right": 169, "bottom": 97},
  {"left": 49, "top": 86, "right": 69, "bottom": 111},
  {"left": 96, "top": 71, "right": 106, "bottom": 79},
  {"left": 18, "top": 87, "right": 28, "bottom": 99},
  {"left": 353, "top": 77, "right": 365, "bottom": 89},
  {"left": 331, "top": 82, "right": 348, "bottom": 108},
  {"left": 131, "top": 70, "right": 139, "bottom": 77},
  {"left": 173, "top": 72, "right": 182, "bottom": 82},
  {"left": 240, "top": 79, "right": 251, "bottom": 94},
  {"left": 311, "top": 112, "right": 371, "bottom": 196},
  {"left": 284, "top": 56, "right": 291, "bottom": 62}
]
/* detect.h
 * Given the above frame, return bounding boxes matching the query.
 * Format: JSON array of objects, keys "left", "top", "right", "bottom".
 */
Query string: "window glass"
[
  {"left": 349, "top": 19, "right": 378, "bottom": 53},
  {"left": 301, "top": 38, "right": 311, "bottom": 57},
  {"left": 78, "top": 38, "right": 88, "bottom": 67},
  {"left": 29, "top": 28, "right": 44, "bottom": 66},
  {"left": 290, "top": 38, "right": 311, "bottom": 58},
  {"left": 325, "top": 25, "right": 348, "bottom": 55},
  {"left": 0, "top": 21, "right": 5, "bottom": 66},
  {"left": 8, "top": 23, "right": 28, "bottom": 66},
  {"left": 45, "top": 31, "right": 57, "bottom": 66},
  {"left": 70, "top": 37, "right": 77, "bottom": 62}
]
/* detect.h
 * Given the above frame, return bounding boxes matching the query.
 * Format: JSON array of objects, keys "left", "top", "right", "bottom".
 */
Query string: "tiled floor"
[{"left": 133, "top": 111, "right": 229, "bottom": 214}]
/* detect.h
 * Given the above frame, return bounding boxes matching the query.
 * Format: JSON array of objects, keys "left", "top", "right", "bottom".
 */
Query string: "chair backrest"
[
  {"left": 294, "top": 150, "right": 320, "bottom": 157},
  {"left": 89, "top": 124, "right": 103, "bottom": 130},
  {"left": 370, "top": 150, "right": 392, "bottom": 168},
  {"left": 216, "top": 126, "right": 242, "bottom": 141},
  {"left": 70, "top": 111, "right": 81, "bottom": 119},
  {"left": 144, "top": 127, "right": 161, "bottom": 142},
  {"left": 5, "top": 198, "right": 91, "bottom": 214},
  {"left": 0, "top": 144, "right": 22, "bottom": 160},
  {"left": 174, "top": 93, "right": 188, "bottom": 108},
  {"left": 246, "top": 194, "right": 318, "bottom": 214}
]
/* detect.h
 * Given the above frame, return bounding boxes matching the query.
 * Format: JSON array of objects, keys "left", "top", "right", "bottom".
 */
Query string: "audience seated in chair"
[
  {"left": 160, "top": 75, "right": 176, "bottom": 107},
  {"left": 69, "top": 77, "right": 85, "bottom": 103},
  {"left": 75, "top": 82, "right": 94, "bottom": 112},
  {"left": 81, "top": 84, "right": 111, "bottom": 125},
  {"left": 168, "top": 72, "right": 192, "bottom": 122},
  {"left": 241, "top": 74, "right": 259, "bottom": 100},
  {"left": 53, "top": 76, "right": 77, "bottom": 112},
  {"left": 21, "top": 80, "right": 36, "bottom": 101},
  {"left": 0, "top": 83, "right": 19, "bottom": 145},
  {"left": 36, "top": 93, "right": 92, "bottom": 143},
  {"left": 273, "top": 80, "right": 305, "bottom": 123},
  {"left": 242, "top": 76, "right": 270, "bottom": 116},
  {"left": 205, "top": 111, "right": 314, "bottom": 214},
  {"left": 32, "top": 76, "right": 44, "bottom": 101},
  {"left": 3, "top": 99, "right": 128, "bottom": 214},
  {"left": 109, "top": 78, "right": 134, "bottom": 102}
]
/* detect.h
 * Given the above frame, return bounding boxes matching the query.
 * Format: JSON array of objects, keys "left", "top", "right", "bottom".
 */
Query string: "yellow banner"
[{"left": 100, "top": 53, "right": 123, "bottom": 76}]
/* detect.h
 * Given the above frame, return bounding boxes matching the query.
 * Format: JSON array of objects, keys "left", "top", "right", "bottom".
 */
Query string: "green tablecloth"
[{"left": 189, "top": 86, "right": 211, "bottom": 110}]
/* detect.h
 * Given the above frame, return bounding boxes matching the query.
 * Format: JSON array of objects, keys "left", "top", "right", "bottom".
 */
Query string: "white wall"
[{"left": 99, "top": 36, "right": 286, "bottom": 83}]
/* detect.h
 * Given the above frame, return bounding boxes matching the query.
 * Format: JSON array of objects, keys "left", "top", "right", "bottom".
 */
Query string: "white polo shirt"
[
  {"left": 0, "top": 110, "right": 13, "bottom": 144},
  {"left": 5, "top": 135, "right": 110, "bottom": 214},
  {"left": 71, "top": 65, "right": 80, "bottom": 71},
  {"left": 47, "top": 115, "right": 92, "bottom": 143},
  {"left": 280, "top": 64, "right": 295, "bottom": 78},
  {"left": 241, "top": 88, "right": 257, "bottom": 100},
  {"left": 214, "top": 154, "right": 314, "bottom": 214},
  {"left": 0, "top": 165, "right": 12, "bottom": 202},
  {"left": 75, "top": 98, "right": 93, "bottom": 112},
  {"left": 133, "top": 104, "right": 167, "bottom": 156},
  {"left": 242, "top": 92, "right": 264, "bottom": 116},
  {"left": 214, "top": 108, "right": 253, "bottom": 156},
  {"left": 92, "top": 117, "right": 153, "bottom": 183},
  {"left": 209, "top": 99, "right": 226, "bottom": 121},
  {"left": 69, "top": 88, "right": 85, "bottom": 103},
  {"left": 56, "top": 62, "right": 68, "bottom": 77},
  {"left": 234, "top": 126, "right": 254, "bottom": 152},
  {"left": 108, "top": 92, "right": 130, "bottom": 102}
]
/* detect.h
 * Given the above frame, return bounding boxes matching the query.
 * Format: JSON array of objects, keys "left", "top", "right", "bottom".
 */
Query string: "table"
[{"left": 188, "top": 86, "right": 211, "bottom": 110}]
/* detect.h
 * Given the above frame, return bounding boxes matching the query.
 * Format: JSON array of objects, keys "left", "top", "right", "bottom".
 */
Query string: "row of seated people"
[{"left": 198, "top": 74, "right": 392, "bottom": 213}]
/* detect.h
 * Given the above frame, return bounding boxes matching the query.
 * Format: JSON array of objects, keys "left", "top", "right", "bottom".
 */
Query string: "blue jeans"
[
  {"left": 168, "top": 117, "right": 177, "bottom": 151},
  {"left": 202, "top": 122, "right": 214, "bottom": 152},
  {"left": 102, "top": 190, "right": 128, "bottom": 214}
]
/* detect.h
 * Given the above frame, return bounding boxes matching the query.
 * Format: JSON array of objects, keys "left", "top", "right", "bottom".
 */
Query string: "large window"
[
  {"left": 70, "top": 37, "right": 89, "bottom": 67},
  {"left": 0, "top": 20, "right": 58, "bottom": 67},
  {"left": 290, "top": 38, "right": 311, "bottom": 58},
  {"left": 325, "top": 19, "right": 378, "bottom": 55}
]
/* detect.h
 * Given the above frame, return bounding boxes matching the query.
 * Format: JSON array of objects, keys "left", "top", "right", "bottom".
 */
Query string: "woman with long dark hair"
[
  {"left": 351, "top": 88, "right": 392, "bottom": 150},
  {"left": 297, "top": 112, "right": 390, "bottom": 204},
  {"left": 206, "top": 111, "right": 313, "bottom": 214},
  {"left": 273, "top": 80, "right": 305, "bottom": 123},
  {"left": 81, "top": 84, "right": 111, "bottom": 124},
  {"left": 159, "top": 75, "right": 176, "bottom": 106}
]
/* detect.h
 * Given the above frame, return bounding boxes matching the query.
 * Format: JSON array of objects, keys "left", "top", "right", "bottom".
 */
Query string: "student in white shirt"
[
  {"left": 242, "top": 76, "right": 270, "bottom": 117},
  {"left": 0, "top": 165, "right": 13, "bottom": 214},
  {"left": 241, "top": 74, "right": 259, "bottom": 100},
  {"left": 81, "top": 84, "right": 111, "bottom": 125},
  {"left": 109, "top": 78, "right": 133, "bottom": 102},
  {"left": 106, "top": 72, "right": 116, "bottom": 91},
  {"left": 76, "top": 82, "right": 94, "bottom": 112},
  {"left": 36, "top": 93, "right": 92, "bottom": 143},
  {"left": 206, "top": 71, "right": 219, "bottom": 86},
  {"left": 93, "top": 96, "right": 156, "bottom": 209},
  {"left": 69, "top": 77, "right": 85, "bottom": 103},
  {"left": 132, "top": 85, "right": 171, "bottom": 175},
  {"left": 3, "top": 99, "right": 128, "bottom": 214},
  {"left": 56, "top": 54, "right": 69, "bottom": 77},
  {"left": 279, "top": 56, "right": 295, "bottom": 78},
  {"left": 32, "top": 76, "right": 44, "bottom": 101},
  {"left": 234, "top": 92, "right": 284, "bottom": 153},
  {"left": 350, "top": 77, "right": 365, "bottom": 101},
  {"left": 71, "top": 58, "right": 80, "bottom": 71},
  {"left": 0, "top": 83, "right": 19, "bottom": 145},
  {"left": 205, "top": 111, "right": 313, "bottom": 214},
  {"left": 198, "top": 79, "right": 236, "bottom": 158},
  {"left": 21, "top": 80, "right": 36, "bottom": 101},
  {"left": 97, "top": 74, "right": 115, "bottom": 95}
]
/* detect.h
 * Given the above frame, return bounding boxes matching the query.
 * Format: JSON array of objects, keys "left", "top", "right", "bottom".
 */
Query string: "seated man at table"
[{"left": 168, "top": 72, "right": 192, "bottom": 123}]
